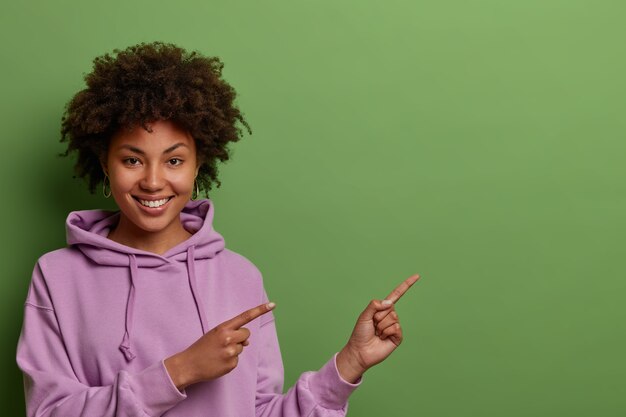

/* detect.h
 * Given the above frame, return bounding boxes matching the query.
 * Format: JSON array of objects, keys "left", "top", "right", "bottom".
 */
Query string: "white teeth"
[{"left": 138, "top": 198, "right": 170, "bottom": 208}]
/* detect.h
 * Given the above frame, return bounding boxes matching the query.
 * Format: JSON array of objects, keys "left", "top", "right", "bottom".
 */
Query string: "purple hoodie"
[{"left": 16, "top": 199, "right": 361, "bottom": 416}]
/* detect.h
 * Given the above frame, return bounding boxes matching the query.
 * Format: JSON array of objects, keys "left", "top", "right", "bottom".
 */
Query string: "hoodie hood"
[
  {"left": 65, "top": 198, "right": 225, "bottom": 361},
  {"left": 67, "top": 198, "right": 225, "bottom": 267}
]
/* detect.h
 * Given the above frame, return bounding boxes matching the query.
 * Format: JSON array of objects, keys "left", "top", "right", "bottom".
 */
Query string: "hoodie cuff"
[
  {"left": 308, "top": 353, "right": 363, "bottom": 410},
  {"left": 126, "top": 359, "right": 187, "bottom": 415}
]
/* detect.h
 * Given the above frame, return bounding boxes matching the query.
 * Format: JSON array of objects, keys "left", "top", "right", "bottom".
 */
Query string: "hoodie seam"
[
  {"left": 24, "top": 302, "right": 54, "bottom": 312},
  {"left": 260, "top": 318, "right": 275, "bottom": 328}
]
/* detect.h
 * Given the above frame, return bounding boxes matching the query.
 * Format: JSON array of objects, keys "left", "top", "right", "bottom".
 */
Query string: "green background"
[{"left": 1, "top": 1, "right": 625, "bottom": 416}]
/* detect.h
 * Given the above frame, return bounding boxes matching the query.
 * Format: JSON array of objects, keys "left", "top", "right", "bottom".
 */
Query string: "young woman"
[{"left": 16, "top": 42, "right": 419, "bottom": 417}]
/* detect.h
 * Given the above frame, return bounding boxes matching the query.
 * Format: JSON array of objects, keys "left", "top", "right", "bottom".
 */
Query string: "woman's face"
[{"left": 104, "top": 119, "right": 199, "bottom": 235}]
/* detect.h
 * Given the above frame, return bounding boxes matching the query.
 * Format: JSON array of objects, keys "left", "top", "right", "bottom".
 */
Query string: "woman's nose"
[{"left": 139, "top": 165, "right": 166, "bottom": 191}]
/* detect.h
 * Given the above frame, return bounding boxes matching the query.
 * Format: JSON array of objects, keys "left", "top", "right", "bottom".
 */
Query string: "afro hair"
[{"left": 60, "top": 41, "right": 251, "bottom": 194}]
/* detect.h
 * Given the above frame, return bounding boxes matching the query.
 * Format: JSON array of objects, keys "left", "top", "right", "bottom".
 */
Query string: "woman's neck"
[{"left": 107, "top": 214, "right": 193, "bottom": 256}]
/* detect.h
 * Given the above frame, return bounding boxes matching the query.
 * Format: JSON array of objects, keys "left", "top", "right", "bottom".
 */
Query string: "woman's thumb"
[{"left": 359, "top": 299, "right": 393, "bottom": 320}]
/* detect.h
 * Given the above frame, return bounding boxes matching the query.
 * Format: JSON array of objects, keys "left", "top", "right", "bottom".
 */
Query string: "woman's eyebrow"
[
  {"left": 117, "top": 143, "right": 189, "bottom": 154},
  {"left": 163, "top": 143, "right": 188, "bottom": 153},
  {"left": 118, "top": 144, "right": 145, "bottom": 155}
]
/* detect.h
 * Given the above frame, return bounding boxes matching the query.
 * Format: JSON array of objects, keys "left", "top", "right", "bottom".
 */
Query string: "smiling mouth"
[{"left": 132, "top": 196, "right": 174, "bottom": 208}]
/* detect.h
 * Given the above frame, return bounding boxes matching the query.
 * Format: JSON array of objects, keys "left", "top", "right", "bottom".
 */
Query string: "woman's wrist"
[
  {"left": 164, "top": 351, "right": 193, "bottom": 391},
  {"left": 336, "top": 346, "right": 366, "bottom": 383}
]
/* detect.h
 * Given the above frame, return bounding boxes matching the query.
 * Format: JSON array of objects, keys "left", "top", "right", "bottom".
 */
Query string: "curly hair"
[{"left": 60, "top": 41, "right": 251, "bottom": 194}]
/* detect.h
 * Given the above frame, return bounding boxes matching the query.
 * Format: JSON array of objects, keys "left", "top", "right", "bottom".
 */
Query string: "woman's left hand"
[{"left": 336, "top": 274, "right": 420, "bottom": 383}]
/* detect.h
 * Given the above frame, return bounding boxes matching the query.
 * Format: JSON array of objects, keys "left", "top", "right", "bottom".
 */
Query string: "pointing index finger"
[
  {"left": 222, "top": 302, "right": 276, "bottom": 330},
  {"left": 384, "top": 274, "right": 420, "bottom": 304}
]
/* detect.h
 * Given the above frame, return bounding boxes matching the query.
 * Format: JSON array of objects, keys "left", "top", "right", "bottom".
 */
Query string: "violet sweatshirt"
[{"left": 16, "top": 199, "right": 361, "bottom": 417}]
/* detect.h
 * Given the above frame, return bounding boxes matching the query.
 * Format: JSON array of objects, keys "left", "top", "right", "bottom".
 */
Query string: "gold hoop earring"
[
  {"left": 103, "top": 174, "right": 111, "bottom": 198},
  {"left": 191, "top": 180, "right": 199, "bottom": 200}
]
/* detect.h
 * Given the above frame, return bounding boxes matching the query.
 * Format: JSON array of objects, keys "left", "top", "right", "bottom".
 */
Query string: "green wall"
[{"left": 2, "top": 1, "right": 625, "bottom": 416}]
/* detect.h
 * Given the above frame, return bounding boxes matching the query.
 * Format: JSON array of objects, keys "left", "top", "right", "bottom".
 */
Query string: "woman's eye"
[
  {"left": 124, "top": 157, "right": 140, "bottom": 165},
  {"left": 168, "top": 158, "right": 183, "bottom": 166}
]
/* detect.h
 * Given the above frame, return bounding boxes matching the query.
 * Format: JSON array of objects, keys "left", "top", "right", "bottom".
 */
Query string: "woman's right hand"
[{"left": 165, "top": 302, "right": 276, "bottom": 390}]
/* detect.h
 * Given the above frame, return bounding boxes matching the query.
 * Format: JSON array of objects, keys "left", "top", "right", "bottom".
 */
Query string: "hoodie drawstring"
[
  {"left": 118, "top": 248, "right": 210, "bottom": 362},
  {"left": 119, "top": 254, "right": 138, "bottom": 361},
  {"left": 187, "top": 246, "right": 209, "bottom": 334}
]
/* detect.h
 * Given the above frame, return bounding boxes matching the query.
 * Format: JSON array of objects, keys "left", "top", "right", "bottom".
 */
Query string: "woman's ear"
[{"left": 100, "top": 159, "right": 108, "bottom": 176}]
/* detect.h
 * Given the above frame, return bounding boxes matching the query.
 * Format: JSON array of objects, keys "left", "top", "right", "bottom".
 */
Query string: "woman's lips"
[{"left": 132, "top": 196, "right": 174, "bottom": 214}]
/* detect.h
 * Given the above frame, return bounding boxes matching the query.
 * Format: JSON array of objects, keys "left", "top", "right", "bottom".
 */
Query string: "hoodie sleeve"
[
  {"left": 254, "top": 308, "right": 363, "bottom": 416},
  {"left": 16, "top": 262, "right": 187, "bottom": 417}
]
